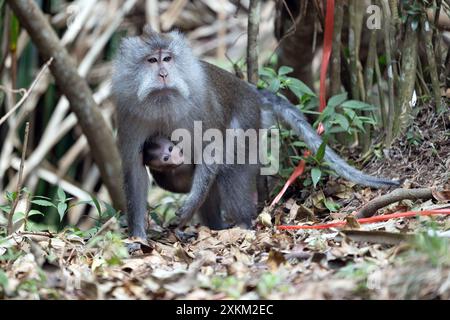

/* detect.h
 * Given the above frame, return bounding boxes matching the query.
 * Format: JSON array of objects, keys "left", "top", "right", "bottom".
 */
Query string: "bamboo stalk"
[
  {"left": 396, "top": 16, "right": 418, "bottom": 136},
  {"left": 330, "top": 0, "right": 344, "bottom": 96},
  {"left": 380, "top": 0, "right": 396, "bottom": 146},
  {"left": 421, "top": 14, "right": 443, "bottom": 111},
  {"left": 247, "top": 0, "right": 261, "bottom": 84}
]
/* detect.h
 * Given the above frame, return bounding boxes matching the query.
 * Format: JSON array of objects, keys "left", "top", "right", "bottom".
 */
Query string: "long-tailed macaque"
[{"left": 112, "top": 27, "right": 399, "bottom": 241}]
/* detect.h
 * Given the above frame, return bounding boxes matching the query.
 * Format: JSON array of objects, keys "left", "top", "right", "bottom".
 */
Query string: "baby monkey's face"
[{"left": 143, "top": 136, "right": 184, "bottom": 171}]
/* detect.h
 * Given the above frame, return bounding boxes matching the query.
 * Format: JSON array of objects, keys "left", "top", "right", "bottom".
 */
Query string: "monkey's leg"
[
  {"left": 176, "top": 163, "right": 219, "bottom": 228},
  {"left": 117, "top": 121, "right": 150, "bottom": 240},
  {"left": 198, "top": 182, "right": 227, "bottom": 230},
  {"left": 122, "top": 162, "right": 149, "bottom": 239},
  {"left": 217, "top": 166, "right": 256, "bottom": 228},
  {"left": 256, "top": 175, "right": 269, "bottom": 211}
]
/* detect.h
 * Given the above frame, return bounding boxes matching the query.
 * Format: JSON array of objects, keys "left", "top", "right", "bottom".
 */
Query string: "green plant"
[
  {"left": 258, "top": 66, "right": 378, "bottom": 190},
  {"left": 413, "top": 227, "right": 450, "bottom": 266},
  {"left": 209, "top": 276, "right": 245, "bottom": 299}
]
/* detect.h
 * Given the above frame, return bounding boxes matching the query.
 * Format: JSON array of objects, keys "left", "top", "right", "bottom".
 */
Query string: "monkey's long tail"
[{"left": 259, "top": 90, "right": 400, "bottom": 188}]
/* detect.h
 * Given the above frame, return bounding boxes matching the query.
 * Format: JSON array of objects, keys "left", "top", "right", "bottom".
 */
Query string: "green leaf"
[
  {"left": 352, "top": 116, "right": 365, "bottom": 132},
  {"left": 311, "top": 168, "right": 322, "bottom": 188},
  {"left": 315, "top": 140, "right": 327, "bottom": 162},
  {"left": 287, "top": 78, "right": 316, "bottom": 98},
  {"left": 324, "top": 198, "right": 340, "bottom": 212},
  {"left": 9, "top": 14, "right": 19, "bottom": 51},
  {"left": 259, "top": 67, "right": 277, "bottom": 78},
  {"left": 278, "top": 66, "right": 294, "bottom": 76},
  {"left": 103, "top": 201, "right": 119, "bottom": 218},
  {"left": 292, "top": 141, "right": 308, "bottom": 148},
  {"left": 31, "top": 199, "right": 56, "bottom": 208},
  {"left": 267, "top": 78, "right": 281, "bottom": 93},
  {"left": 334, "top": 114, "right": 350, "bottom": 131},
  {"left": 327, "top": 92, "right": 348, "bottom": 108},
  {"left": 13, "top": 211, "right": 25, "bottom": 224},
  {"left": 344, "top": 108, "right": 356, "bottom": 120},
  {"left": 342, "top": 100, "right": 375, "bottom": 110},
  {"left": 0, "top": 204, "right": 10, "bottom": 213},
  {"left": 6, "top": 191, "right": 17, "bottom": 203},
  {"left": 90, "top": 196, "right": 102, "bottom": 217},
  {"left": 0, "top": 269, "right": 8, "bottom": 288},
  {"left": 57, "top": 202, "right": 68, "bottom": 222},
  {"left": 28, "top": 210, "right": 44, "bottom": 217},
  {"left": 57, "top": 187, "right": 67, "bottom": 203}
]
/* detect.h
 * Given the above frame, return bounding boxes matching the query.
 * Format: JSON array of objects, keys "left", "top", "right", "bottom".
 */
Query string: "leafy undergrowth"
[{"left": 1, "top": 208, "right": 449, "bottom": 299}]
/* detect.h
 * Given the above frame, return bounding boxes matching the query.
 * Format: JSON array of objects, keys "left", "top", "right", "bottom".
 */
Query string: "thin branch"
[{"left": 0, "top": 58, "right": 53, "bottom": 127}]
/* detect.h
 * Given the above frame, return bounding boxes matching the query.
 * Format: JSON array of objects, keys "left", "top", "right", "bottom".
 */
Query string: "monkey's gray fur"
[{"left": 112, "top": 27, "right": 399, "bottom": 240}]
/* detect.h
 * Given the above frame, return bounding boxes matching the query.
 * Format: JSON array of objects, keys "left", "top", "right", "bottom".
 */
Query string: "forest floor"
[{"left": 1, "top": 105, "right": 449, "bottom": 300}]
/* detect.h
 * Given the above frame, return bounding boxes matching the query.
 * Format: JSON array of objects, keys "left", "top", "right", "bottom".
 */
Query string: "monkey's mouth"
[{"left": 150, "top": 87, "right": 179, "bottom": 97}]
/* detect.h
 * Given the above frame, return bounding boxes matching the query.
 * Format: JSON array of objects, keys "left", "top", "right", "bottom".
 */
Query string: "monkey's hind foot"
[
  {"left": 124, "top": 237, "right": 153, "bottom": 255},
  {"left": 174, "top": 228, "right": 197, "bottom": 242}
]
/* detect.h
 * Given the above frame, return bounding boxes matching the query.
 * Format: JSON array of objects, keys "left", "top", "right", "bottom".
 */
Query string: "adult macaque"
[{"left": 112, "top": 27, "right": 399, "bottom": 241}]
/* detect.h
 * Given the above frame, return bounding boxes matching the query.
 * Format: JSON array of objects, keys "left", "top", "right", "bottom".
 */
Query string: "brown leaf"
[
  {"left": 432, "top": 189, "right": 450, "bottom": 201},
  {"left": 266, "top": 248, "right": 286, "bottom": 271}
]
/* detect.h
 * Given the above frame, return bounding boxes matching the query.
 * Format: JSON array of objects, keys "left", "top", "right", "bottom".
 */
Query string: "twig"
[
  {"left": 357, "top": 188, "right": 434, "bottom": 218},
  {"left": 7, "top": 122, "right": 30, "bottom": 235},
  {"left": 0, "top": 58, "right": 53, "bottom": 127}
]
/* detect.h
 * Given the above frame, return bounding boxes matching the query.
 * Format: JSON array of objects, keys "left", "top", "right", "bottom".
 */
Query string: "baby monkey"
[
  {"left": 143, "top": 136, "right": 184, "bottom": 171},
  {"left": 143, "top": 136, "right": 193, "bottom": 194}
]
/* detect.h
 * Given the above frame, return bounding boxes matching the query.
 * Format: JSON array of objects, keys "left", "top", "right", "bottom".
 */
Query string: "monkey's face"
[
  {"left": 113, "top": 28, "right": 205, "bottom": 106},
  {"left": 138, "top": 48, "right": 185, "bottom": 100}
]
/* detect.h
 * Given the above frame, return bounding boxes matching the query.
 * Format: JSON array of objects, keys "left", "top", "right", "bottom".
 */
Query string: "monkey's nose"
[{"left": 159, "top": 69, "right": 168, "bottom": 79}]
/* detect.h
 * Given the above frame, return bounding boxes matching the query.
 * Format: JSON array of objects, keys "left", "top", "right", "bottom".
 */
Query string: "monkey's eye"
[
  {"left": 168, "top": 146, "right": 173, "bottom": 152},
  {"left": 163, "top": 156, "right": 169, "bottom": 162},
  {"left": 148, "top": 57, "right": 157, "bottom": 63},
  {"left": 163, "top": 56, "right": 172, "bottom": 62}
]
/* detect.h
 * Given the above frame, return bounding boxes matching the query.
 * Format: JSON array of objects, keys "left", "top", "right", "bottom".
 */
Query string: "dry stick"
[
  {"left": 7, "top": 122, "right": 30, "bottom": 235},
  {"left": 422, "top": 14, "right": 443, "bottom": 111},
  {"left": 357, "top": 188, "right": 434, "bottom": 218},
  {"left": 247, "top": 0, "right": 261, "bottom": 84},
  {"left": 0, "top": 58, "right": 53, "bottom": 127},
  {"left": 6, "top": 0, "right": 125, "bottom": 212}
]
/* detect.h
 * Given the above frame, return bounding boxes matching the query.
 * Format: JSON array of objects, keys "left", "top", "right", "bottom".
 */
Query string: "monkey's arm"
[{"left": 176, "top": 163, "right": 219, "bottom": 228}]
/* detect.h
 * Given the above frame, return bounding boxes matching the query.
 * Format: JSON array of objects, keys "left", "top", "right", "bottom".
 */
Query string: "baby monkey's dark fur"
[{"left": 112, "top": 27, "right": 399, "bottom": 240}]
